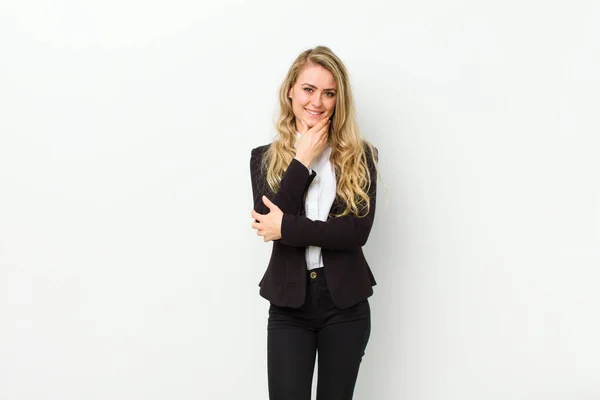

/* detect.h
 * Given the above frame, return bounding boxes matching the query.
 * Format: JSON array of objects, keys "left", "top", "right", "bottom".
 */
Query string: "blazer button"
[{"left": 310, "top": 271, "right": 317, "bottom": 279}]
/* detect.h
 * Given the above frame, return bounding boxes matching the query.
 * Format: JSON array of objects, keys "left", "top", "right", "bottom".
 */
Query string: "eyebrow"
[{"left": 301, "top": 83, "right": 337, "bottom": 92}]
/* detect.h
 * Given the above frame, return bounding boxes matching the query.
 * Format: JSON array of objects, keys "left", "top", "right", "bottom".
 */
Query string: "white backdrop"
[{"left": 1, "top": 1, "right": 599, "bottom": 399}]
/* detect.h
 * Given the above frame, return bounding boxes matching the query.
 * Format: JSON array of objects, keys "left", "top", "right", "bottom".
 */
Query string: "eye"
[
  {"left": 325, "top": 92, "right": 336, "bottom": 98},
  {"left": 303, "top": 87, "right": 313, "bottom": 93}
]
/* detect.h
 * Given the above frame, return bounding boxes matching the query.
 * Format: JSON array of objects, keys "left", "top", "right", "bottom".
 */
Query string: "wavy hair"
[{"left": 262, "top": 46, "right": 380, "bottom": 217}]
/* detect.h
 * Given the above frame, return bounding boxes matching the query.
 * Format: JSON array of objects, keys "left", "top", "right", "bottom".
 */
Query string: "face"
[{"left": 288, "top": 63, "right": 337, "bottom": 131}]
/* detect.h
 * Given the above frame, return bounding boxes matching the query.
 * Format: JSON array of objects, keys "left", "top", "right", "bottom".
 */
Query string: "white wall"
[{"left": 1, "top": 0, "right": 599, "bottom": 399}]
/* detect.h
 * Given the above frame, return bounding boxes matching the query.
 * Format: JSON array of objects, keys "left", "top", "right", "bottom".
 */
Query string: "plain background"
[{"left": 1, "top": 0, "right": 599, "bottom": 399}]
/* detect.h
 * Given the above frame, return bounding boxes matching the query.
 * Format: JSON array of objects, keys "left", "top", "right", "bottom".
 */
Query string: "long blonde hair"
[{"left": 263, "top": 46, "right": 380, "bottom": 218}]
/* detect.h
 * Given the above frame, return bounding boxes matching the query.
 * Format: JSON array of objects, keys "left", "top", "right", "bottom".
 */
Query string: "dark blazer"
[{"left": 250, "top": 142, "right": 378, "bottom": 309}]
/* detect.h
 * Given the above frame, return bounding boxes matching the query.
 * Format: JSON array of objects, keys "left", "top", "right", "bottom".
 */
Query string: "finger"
[
  {"left": 316, "top": 120, "right": 330, "bottom": 137},
  {"left": 316, "top": 118, "right": 331, "bottom": 136},
  {"left": 319, "top": 132, "right": 328, "bottom": 146},
  {"left": 321, "top": 110, "right": 333, "bottom": 123},
  {"left": 252, "top": 221, "right": 260, "bottom": 229},
  {"left": 262, "top": 195, "right": 275, "bottom": 210},
  {"left": 251, "top": 209, "right": 262, "bottom": 221},
  {"left": 316, "top": 114, "right": 330, "bottom": 130},
  {"left": 305, "top": 115, "right": 327, "bottom": 135}
]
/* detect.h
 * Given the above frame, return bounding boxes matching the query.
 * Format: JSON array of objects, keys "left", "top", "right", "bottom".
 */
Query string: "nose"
[{"left": 310, "top": 93, "right": 323, "bottom": 108}]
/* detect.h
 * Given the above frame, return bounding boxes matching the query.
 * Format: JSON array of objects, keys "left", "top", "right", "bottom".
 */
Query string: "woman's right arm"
[
  {"left": 250, "top": 146, "right": 316, "bottom": 217},
  {"left": 250, "top": 114, "right": 329, "bottom": 216}
]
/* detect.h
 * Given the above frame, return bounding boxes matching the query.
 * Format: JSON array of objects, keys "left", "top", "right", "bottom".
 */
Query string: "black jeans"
[{"left": 267, "top": 268, "right": 371, "bottom": 400}]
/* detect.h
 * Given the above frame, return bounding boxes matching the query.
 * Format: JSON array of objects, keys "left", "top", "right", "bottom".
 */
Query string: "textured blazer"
[{"left": 250, "top": 142, "right": 378, "bottom": 309}]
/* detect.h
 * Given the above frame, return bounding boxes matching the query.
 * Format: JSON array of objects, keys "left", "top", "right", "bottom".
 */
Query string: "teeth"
[{"left": 305, "top": 109, "right": 322, "bottom": 116}]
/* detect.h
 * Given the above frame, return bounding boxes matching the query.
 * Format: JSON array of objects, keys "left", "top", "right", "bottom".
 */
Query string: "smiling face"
[{"left": 288, "top": 63, "right": 338, "bottom": 131}]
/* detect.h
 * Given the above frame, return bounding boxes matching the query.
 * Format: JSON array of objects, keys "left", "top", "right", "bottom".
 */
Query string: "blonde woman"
[{"left": 250, "top": 46, "right": 379, "bottom": 400}]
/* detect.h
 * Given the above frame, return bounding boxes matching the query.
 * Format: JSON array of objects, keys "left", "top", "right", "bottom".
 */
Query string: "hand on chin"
[
  {"left": 304, "top": 118, "right": 318, "bottom": 129},
  {"left": 297, "top": 119, "right": 314, "bottom": 134}
]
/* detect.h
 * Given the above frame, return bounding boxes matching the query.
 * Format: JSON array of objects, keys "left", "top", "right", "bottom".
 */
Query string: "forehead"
[{"left": 297, "top": 64, "right": 337, "bottom": 89}]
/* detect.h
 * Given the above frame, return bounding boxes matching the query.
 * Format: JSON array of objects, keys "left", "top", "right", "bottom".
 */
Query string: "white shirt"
[{"left": 294, "top": 132, "right": 337, "bottom": 270}]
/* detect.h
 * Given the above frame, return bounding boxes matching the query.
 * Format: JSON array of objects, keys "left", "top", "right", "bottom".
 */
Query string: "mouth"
[{"left": 304, "top": 108, "right": 324, "bottom": 117}]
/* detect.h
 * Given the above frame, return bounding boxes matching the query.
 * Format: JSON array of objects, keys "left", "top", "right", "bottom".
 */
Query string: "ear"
[{"left": 288, "top": 86, "right": 293, "bottom": 99}]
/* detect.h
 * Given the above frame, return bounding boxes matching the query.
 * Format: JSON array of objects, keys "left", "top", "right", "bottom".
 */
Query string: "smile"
[{"left": 305, "top": 108, "right": 324, "bottom": 116}]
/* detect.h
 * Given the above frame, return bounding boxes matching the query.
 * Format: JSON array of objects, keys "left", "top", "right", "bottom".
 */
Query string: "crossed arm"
[{"left": 249, "top": 146, "right": 378, "bottom": 251}]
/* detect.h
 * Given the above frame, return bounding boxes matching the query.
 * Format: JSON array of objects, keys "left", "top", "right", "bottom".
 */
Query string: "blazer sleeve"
[
  {"left": 250, "top": 146, "right": 317, "bottom": 216},
  {"left": 279, "top": 147, "right": 378, "bottom": 251}
]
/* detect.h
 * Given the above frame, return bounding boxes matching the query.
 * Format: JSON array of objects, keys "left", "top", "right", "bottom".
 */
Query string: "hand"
[
  {"left": 295, "top": 112, "right": 331, "bottom": 168},
  {"left": 251, "top": 196, "right": 283, "bottom": 242}
]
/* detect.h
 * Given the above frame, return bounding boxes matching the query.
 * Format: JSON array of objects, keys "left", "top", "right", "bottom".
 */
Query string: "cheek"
[
  {"left": 325, "top": 98, "right": 337, "bottom": 111},
  {"left": 292, "top": 99, "right": 305, "bottom": 114},
  {"left": 293, "top": 92, "right": 310, "bottom": 106}
]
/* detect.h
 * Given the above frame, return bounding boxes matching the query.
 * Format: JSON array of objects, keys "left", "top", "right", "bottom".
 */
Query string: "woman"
[{"left": 249, "top": 45, "right": 379, "bottom": 400}]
